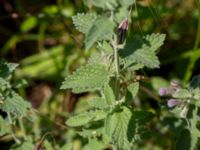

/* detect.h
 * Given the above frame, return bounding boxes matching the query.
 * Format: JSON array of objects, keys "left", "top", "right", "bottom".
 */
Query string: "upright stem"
[
  {"left": 7, "top": 112, "right": 21, "bottom": 144},
  {"left": 112, "top": 35, "right": 120, "bottom": 100},
  {"left": 18, "top": 118, "right": 26, "bottom": 139}
]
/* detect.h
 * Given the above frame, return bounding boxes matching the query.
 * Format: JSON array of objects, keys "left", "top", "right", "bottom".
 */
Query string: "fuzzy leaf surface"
[
  {"left": 126, "top": 82, "right": 139, "bottom": 102},
  {"left": 11, "top": 139, "right": 34, "bottom": 150},
  {"left": 87, "top": 97, "right": 109, "bottom": 109},
  {"left": 66, "top": 110, "right": 107, "bottom": 127},
  {"left": 61, "top": 64, "right": 109, "bottom": 93},
  {"left": 120, "top": 33, "right": 165, "bottom": 68},
  {"left": 0, "top": 91, "right": 30, "bottom": 117},
  {"left": 0, "top": 60, "right": 18, "bottom": 79},
  {"left": 84, "top": 17, "right": 115, "bottom": 50},
  {"left": 72, "top": 13, "right": 97, "bottom": 34},
  {"left": 105, "top": 106, "right": 134, "bottom": 150},
  {"left": 173, "top": 89, "right": 192, "bottom": 99},
  {"left": 83, "top": 0, "right": 118, "bottom": 10},
  {"left": 143, "top": 33, "right": 166, "bottom": 52},
  {"left": 0, "top": 116, "right": 10, "bottom": 136},
  {"left": 118, "top": 0, "right": 136, "bottom": 7},
  {"left": 104, "top": 84, "right": 115, "bottom": 105}
]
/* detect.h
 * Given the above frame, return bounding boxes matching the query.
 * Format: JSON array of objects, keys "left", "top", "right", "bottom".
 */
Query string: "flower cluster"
[{"left": 159, "top": 80, "right": 189, "bottom": 118}]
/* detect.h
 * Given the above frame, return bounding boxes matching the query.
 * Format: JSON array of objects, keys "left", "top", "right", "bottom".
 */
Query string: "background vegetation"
[{"left": 0, "top": 0, "right": 200, "bottom": 149}]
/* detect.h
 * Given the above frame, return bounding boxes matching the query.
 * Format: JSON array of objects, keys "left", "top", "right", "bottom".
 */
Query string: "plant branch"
[
  {"left": 7, "top": 112, "right": 21, "bottom": 144},
  {"left": 112, "top": 34, "right": 120, "bottom": 100}
]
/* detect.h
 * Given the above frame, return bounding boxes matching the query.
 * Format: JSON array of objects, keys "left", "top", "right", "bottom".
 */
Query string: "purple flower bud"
[
  {"left": 159, "top": 88, "right": 168, "bottom": 96},
  {"left": 118, "top": 18, "right": 128, "bottom": 44},
  {"left": 167, "top": 99, "right": 178, "bottom": 108}
]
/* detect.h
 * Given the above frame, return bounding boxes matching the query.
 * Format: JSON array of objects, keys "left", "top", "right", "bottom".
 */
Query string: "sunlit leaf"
[
  {"left": 72, "top": 13, "right": 97, "bottom": 34},
  {"left": 84, "top": 17, "right": 115, "bottom": 50},
  {"left": 61, "top": 64, "right": 109, "bottom": 93},
  {"left": 66, "top": 110, "right": 107, "bottom": 127},
  {"left": 20, "top": 16, "right": 38, "bottom": 32}
]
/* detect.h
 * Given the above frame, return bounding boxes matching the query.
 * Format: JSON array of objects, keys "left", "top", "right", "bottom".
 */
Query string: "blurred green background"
[{"left": 0, "top": 0, "right": 200, "bottom": 149}]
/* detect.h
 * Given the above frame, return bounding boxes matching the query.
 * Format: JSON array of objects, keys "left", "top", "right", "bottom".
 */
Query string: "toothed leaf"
[
  {"left": 72, "top": 13, "right": 97, "bottom": 34},
  {"left": 61, "top": 64, "right": 109, "bottom": 93}
]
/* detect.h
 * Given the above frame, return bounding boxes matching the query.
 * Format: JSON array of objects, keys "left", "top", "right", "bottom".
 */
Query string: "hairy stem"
[
  {"left": 7, "top": 112, "right": 21, "bottom": 144},
  {"left": 18, "top": 118, "right": 26, "bottom": 139},
  {"left": 112, "top": 35, "right": 120, "bottom": 100}
]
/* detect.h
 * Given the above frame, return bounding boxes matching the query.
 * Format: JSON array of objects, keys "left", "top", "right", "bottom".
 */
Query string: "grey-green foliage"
[
  {"left": 0, "top": 116, "right": 11, "bottom": 136},
  {"left": 0, "top": 91, "right": 30, "bottom": 117},
  {"left": 120, "top": 33, "right": 166, "bottom": 69},
  {"left": 83, "top": 0, "right": 118, "bottom": 10},
  {"left": 84, "top": 17, "right": 115, "bottom": 50},
  {"left": 72, "top": 13, "right": 97, "bottom": 34},
  {"left": 0, "top": 60, "right": 30, "bottom": 118},
  {"left": 0, "top": 60, "right": 31, "bottom": 148},
  {"left": 61, "top": 64, "right": 109, "bottom": 93},
  {"left": 83, "top": 0, "right": 135, "bottom": 10},
  {"left": 105, "top": 106, "right": 134, "bottom": 150},
  {"left": 0, "top": 60, "right": 18, "bottom": 79},
  {"left": 11, "top": 139, "right": 34, "bottom": 150},
  {"left": 66, "top": 110, "right": 107, "bottom": 127},
  {"left": 61, "top": 1, "right": 166, "bottom": 149},
  {"left": 72, "top": 13, "right": 115, "bottom": 50}
]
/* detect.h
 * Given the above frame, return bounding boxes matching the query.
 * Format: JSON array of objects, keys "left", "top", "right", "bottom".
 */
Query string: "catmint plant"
[{"left": 60, "top": 1, "right": 166, "bottom": 149}]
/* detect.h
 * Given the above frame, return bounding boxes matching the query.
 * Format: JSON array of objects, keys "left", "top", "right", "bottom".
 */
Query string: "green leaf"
[
  {"left": 44, "top": 140, "right": 54, "bottom": 150},
  {"left": 97, "top": 41, "right": 113, "bottom": 54},
  {"left": 173, "top": 89, "right": 192, "bottom": 99},
  {"left": 192, "top": 88, "right": 200, "bottom": 101},
  {"left": 88, "top": 138, "right": 106, "bottom": 150},
  {"left": 59, "top": 143, "right": 72, "bottom": 150},
  {"left": 118, "top": 0, "right": 136, "bottom": 7},
  {"left": 132, "top": 110, "right": 154, "bottom": 124},
  {"left": 61, "top": 64, "right": 109, "bottom": 93},
  {"left": 131, "top": 49, "right": 160, "bottom": 68},
  {"left": 105, "top": 106, "right": 134, "bottom": 150},
  {"left": 11, "top": 139, "right": 34, "bottom": 150},
  {"left": 0, "top": 116, "right": 11, "bottom": 136},
  {"left": 13, "top": 79, "right": 28, "bottom": 89},
  {"left": 190, "top": 128, "right": 200, "bottom": 150},
  {"left": 151, "top": 77, "right": 169, "bottom": 91},
  {"left": 84, "top": 17, "right": 115, "bottom": 50},
  {"left": 0, "top": 60, "right": 18, "bottom": 79},
  {"left": 66, "top": 110, "right": 107, "bottom": 127},
  {"left": 0, "top": 91, "right": 30, "bottom": 117},
  {"left": 87, "top": 97, "right": 109, "bottom": 109},
  {"left": 126, "top": 82, "right": 139, "bottom": 103},
  {"left": 83, "top": 0, "right": 118, "bottom": 10},
  {"left": 143, "top": 33, "right": 166, "bottom": 52},
  {"left": 20, "top": 16, "right": 37, "bottom": 32},
  {"left": 104, "top": 84, "right": 115, "bottom": 105},
  {"left": 72, "top": 13, "right": 97, "bottom": 34},
  {"left": 120, "top": 34, "right": 165, "bottom": 68},
  {"left": 79, "top": 123, "right": 105, "bottom": 138},
  {"left": 176, "top": 129, "right": 191, "bottom": 150},
  {"left": 115, "top": 6, "right": 129, "bottom": 23},
  {"left": 0, "top": 77, "right": 10, "bottom": 90}
]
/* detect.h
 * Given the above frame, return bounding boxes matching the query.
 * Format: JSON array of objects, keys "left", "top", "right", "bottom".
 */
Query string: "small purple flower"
[
  {"left": 159, "top": 88, "right": 168, "bottom": 96},
  {"left": 167, "top": 99, "right": 178, "bottom": 108}
]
